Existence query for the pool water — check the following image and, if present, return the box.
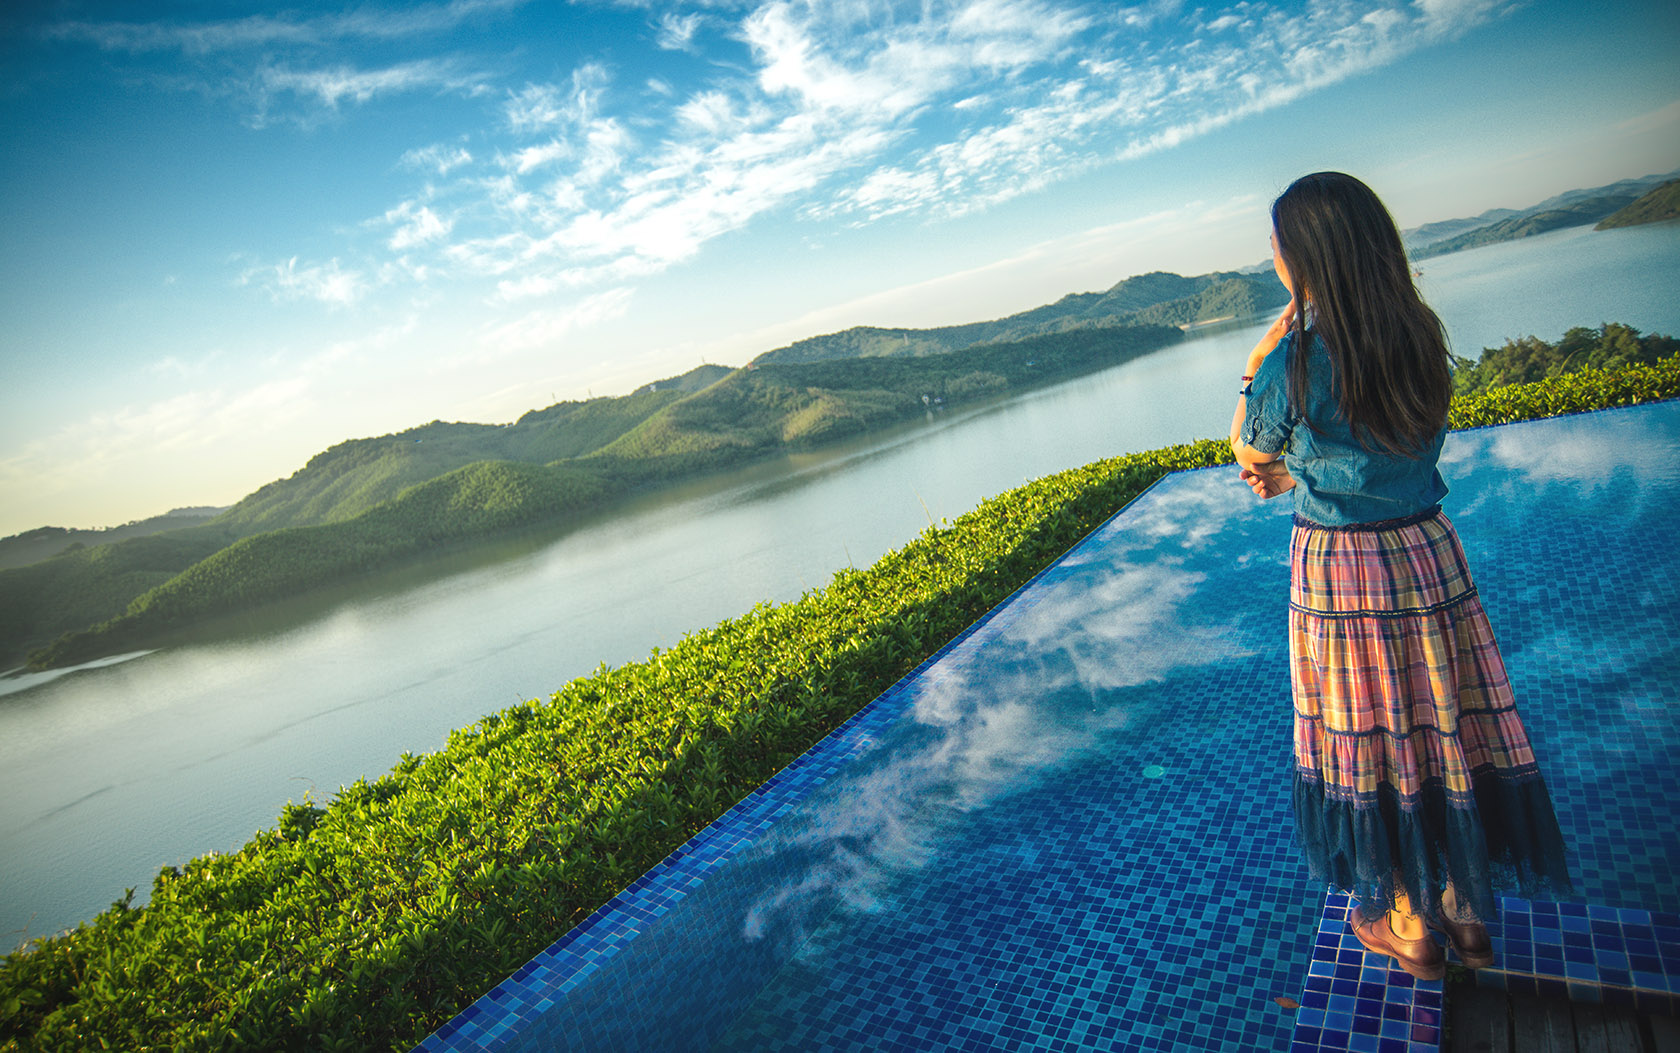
[417,401,1680,1052]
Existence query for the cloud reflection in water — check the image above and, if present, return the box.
[737,468,1261,956]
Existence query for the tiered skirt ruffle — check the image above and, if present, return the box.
[1289,508,1572,922]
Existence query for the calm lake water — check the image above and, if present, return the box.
[2,220,1677,949]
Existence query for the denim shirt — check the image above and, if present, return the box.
[1242,330,1447,527]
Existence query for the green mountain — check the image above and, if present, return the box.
[750,270,1285,365]
[0,366,723,668]
[0,525,238,665]
[1410,194,1639,259]
[215,377,727,534]
[1399,168,1680,258]
[1595,179,1680,229]
[0,508,225,572]
[631,363,733,395]
[31,461,616,670]
[1401,208,1521,251]
[593,324,1179,476]
[8,325,1180,670]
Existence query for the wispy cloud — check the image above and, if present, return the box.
[404,0,1507,311]
[503,64,612,133]
[1612,97,1680,137]
[655,12,706,52]
[470,287,636,360]
[250,58,489,125]
[401,143,474,175]
[1411,0,1509,35]
[0,319,418,524]
[45,0,526,54]
[386,201,453,250]
[240,257,369,306]
[55,0,1515,330]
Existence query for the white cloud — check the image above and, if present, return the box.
[1612,98,1680,137]
[1118,0,1185,29]
[804,0,1507,224]
[1412,0,1505,34]
[386,202,452,250]
[508,139,569,174]
[504,83,568,133]
[46,0,526,54]
[655,12,704,52]
[471,287,636,359]
[492,273,564,303]
[577,120,632,188]
[146,350,223,380]
[504,64,610,133]
[400,143,474,175]
[676,91,754,135]
[46,15,321,53]
[229,0,1517,347]
[257,59,485,113]
[241,257,368,306]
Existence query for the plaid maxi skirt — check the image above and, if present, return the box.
[1289,507,1571,923]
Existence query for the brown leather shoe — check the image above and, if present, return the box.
[1349,905,1447,980]
[1429,915,1495,968]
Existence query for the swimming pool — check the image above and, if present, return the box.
[416,401,1680,1052]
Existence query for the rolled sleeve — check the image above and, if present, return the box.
[1242,337,1294,455]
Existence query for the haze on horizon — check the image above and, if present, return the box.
[1,0,1676,538]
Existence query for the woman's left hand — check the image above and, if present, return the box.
[1239,460,1296,499]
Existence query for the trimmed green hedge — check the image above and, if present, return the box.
[2,355,1676,1052]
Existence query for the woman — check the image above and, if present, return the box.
[1229,172,1572,980]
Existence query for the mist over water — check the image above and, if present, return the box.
[2,221,1677,948]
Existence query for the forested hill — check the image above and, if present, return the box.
[217,386,690,534]
[750,270,1286,365]
[0,507,225,571]
[631,363,734,395]
[1596,179,1680,229]
[585,324,1182,483]
[1410,195,1639,260]
[9,323,1182,671]
[1403,168,1680,258]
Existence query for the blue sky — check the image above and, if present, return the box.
[1,0,1676,535]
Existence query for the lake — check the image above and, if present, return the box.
[2,219,1677,950]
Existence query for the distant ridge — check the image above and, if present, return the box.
[1410,194,1640,259]
[1596,179,1680,229]
[632,363,733,396]
[4,318,1188,668]
[15,322,1183,670]
[9,166,1675,669]
[749,270,1287,366]
[1402,168,1680,257]
[0,507,228,572]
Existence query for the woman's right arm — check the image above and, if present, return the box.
[1229,300,1296,471]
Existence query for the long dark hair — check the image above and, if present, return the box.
[1271,172,1451,456]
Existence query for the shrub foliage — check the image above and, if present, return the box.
[2,354,1676,1051]
[1450,322,1678,398]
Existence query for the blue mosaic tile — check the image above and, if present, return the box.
[1286,894,1443,1053]
[416,400,1680,1052]
[1291,890,1680,1053]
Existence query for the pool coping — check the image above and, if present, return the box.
[1290,893,1680,1052]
